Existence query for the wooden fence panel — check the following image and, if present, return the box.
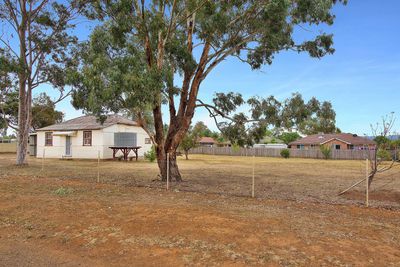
[0,142,17,153]
[190,147,377,160]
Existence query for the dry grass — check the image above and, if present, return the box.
[0,153,399,208]
[0,153,400,266]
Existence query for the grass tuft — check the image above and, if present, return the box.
[54,187,74,196]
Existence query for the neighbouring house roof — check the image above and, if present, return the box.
[197,137,216,144]
[36,114,138,131]
[289,133,376,146]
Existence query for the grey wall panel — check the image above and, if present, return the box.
[114,132,137,147]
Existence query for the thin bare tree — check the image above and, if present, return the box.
[339,113,399,195]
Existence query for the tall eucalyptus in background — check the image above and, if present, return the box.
[0,0,82,165]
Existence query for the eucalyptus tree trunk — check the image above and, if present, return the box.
[156,149,182,182]
[16,8,31,166]
[142,11,211,182]
[16,93,31,165]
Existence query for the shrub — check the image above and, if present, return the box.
[54,187,73,196]
[377,148,392,161]
[232,144,241,153]
[320,145,331,160]
[144,146,156,162]
[280,148,290,158]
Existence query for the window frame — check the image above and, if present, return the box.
[83,131,92,146]
[45,132,53,146]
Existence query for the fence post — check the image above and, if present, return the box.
[41,149,45,171]
[366,158,369,207]
[166,153,169,191]
[252,154,255,198]
[97,150,100,183]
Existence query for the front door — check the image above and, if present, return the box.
[65,136,71,156]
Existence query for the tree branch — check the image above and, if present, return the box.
[0,37,19,58]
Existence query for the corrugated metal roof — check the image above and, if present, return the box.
[36,114,138,131]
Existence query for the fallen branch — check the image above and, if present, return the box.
[338,175,371,196]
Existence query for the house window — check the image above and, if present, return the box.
[145,138,151,144]
[83,131,92,146]
[297,144,304,149]
[335,144,341,150]
[45,132,53,146]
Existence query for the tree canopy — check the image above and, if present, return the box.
[0,0,82,164]
[71,0,346,180]
[31,93,64,130]
[0,91,64,132]
[179,126,198,160]
[278,132,301,145]
[215,92,337,146]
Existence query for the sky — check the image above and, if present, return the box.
[47,0,400,136]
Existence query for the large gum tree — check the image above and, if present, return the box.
[72,0,346,181]
[0,0,81,165]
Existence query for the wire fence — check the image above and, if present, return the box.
[0,152,399,209]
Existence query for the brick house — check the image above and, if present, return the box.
[288,133,376,150]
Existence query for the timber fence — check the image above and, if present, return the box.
[0,142,17,153]
[190,147,378,160]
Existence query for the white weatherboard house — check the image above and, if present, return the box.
[34,115,152,159]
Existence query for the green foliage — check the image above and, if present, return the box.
[320,145,332,160]
[31,93,64,130]
[282,94,338,135]
[279,132,301,145]
[192,122,212,138]
[232,144,241,153]
[280,149,290,159]
[1,2,79,90]
[144,146,156,162]
[377,149,392,161]
[391,139,400,150]
[0,91,63,131]
[1,1,81,164]
[219,93,337,146]
[179,127,198,160]
[0,89,18,131]
[0,49,19,132]
[72,0,346,176]
[74,0,345,122]
[54,187,74,196]
[71,24,161,117]
[374,136,391,148]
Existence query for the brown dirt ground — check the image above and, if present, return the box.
[0,154,399,266]
[1,153,399,208]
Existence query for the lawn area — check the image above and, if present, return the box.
[0,153,399,266]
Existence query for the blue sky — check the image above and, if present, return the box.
[50,0,400,136]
